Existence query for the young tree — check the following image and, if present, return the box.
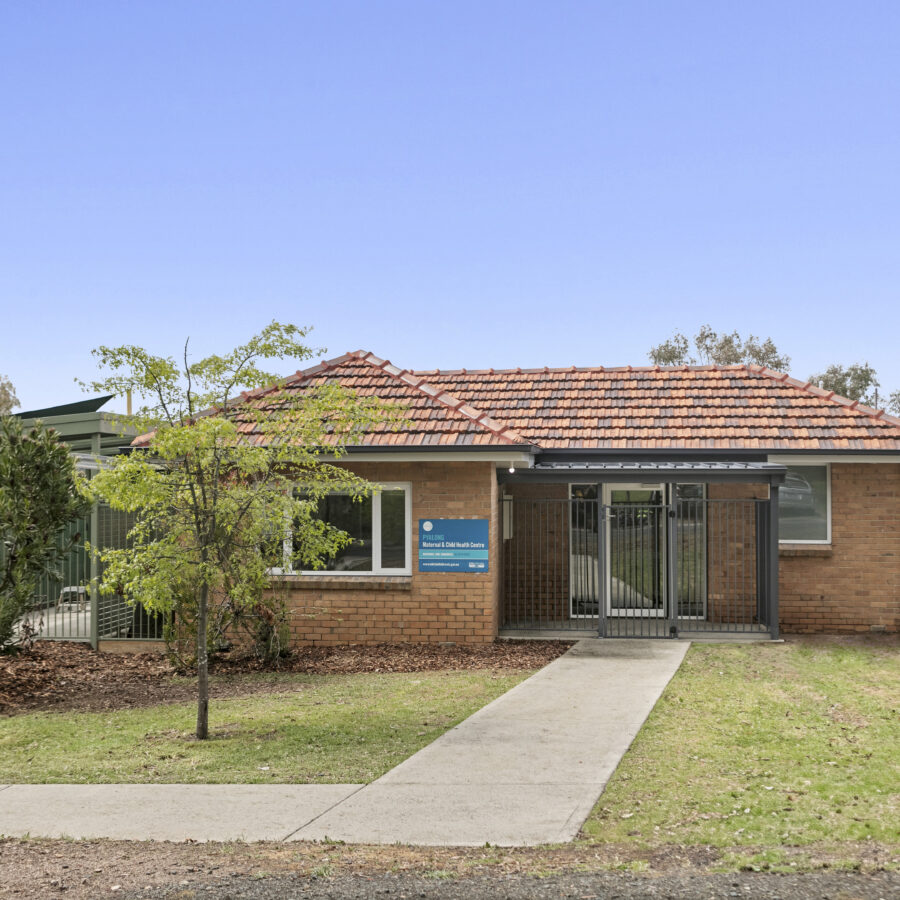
[808,363,880,406]
[84,322,397,739]
[0,416,90,648]
[0,375,18,415]
[648,325,791,371]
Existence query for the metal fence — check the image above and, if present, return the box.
[501,494,777,638]
[95,503,165,641]
[24,513,92,641]
[9,500,164,646]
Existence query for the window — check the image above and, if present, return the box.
[778,465,830,543]
[270,483,412,575]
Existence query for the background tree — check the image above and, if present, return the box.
[648,325,790,371]
[648,328,900,412]
[0,375,18,415]
[84,322,398,739]
[808,363,882,406]
[889,390,900,416]
[0,416,90,648]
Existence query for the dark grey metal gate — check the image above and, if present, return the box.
[501,494,778,638]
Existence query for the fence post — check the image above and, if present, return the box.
[89,497,100,650]
[666,499,678,638]
[767,485,780,640]
[755,501,766,627]
[596,496,606,638]
[88,438,101,651]
[498,494,508,632]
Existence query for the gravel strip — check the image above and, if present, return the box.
[121,870,900,899]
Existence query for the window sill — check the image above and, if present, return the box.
[779,544,833,558]
[270,574,412,591]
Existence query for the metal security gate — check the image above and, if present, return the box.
[501,493,778,638]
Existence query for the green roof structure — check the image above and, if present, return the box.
[16,395,137,457]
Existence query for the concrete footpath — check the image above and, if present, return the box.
[0,639,688,846]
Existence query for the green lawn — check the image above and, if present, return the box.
[0,670,528,784]
[581,639,900,869]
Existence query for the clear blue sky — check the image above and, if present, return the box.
[2,1,899,412]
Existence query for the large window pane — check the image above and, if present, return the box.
[309,494,373,571]
[380,489,407,569]
[279,484,411,575]
[779,465,829,542]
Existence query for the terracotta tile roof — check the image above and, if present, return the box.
[412,363,900,451]
[133,353,900,452]
[232,351,532,448]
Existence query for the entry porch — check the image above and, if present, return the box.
[498,460,785,639]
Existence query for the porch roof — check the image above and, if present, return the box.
[502,460,787,484]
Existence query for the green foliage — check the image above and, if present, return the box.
[84,322,400,737]
[649,325,791,371]
[808,362,880,405]
[0,416,90,648]
[890,390,900,416]
[0,375,17,415]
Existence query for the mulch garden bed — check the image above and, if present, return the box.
[0,639,572,717]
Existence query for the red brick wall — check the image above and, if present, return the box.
[272,461,499,645]
[705,483,766,625]
[501,483,572,625]
[779,463,900,634]
[271,461,899,643]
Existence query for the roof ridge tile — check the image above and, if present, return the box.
[323,351,537,447]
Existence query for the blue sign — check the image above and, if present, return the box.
[418,519,490,573]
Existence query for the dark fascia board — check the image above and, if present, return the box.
[343,443,537,454]
[535,447,900,460]
[763,448,900,456]
[536,448,767,463]
[535,449,769,465]
[499,467,786,485]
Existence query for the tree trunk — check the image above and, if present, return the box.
[196,581,209,740]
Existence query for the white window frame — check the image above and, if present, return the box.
[270,482,413,576]
[776,462,831,545]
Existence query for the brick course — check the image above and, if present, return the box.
[273,461,499,645]
[501,482,571,625]
[779,463,900,634]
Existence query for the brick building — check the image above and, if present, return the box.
[227,351,900,643]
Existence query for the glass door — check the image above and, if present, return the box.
[604,484,666,617]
